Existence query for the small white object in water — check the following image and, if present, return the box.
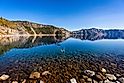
[60,48,65,53]
[42,71,51,75]
[0,74,9,80]
[70,78,77,83]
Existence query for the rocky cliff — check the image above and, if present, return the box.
[0,17,70,36]
[0,18,28,35]
[73,28,124,40]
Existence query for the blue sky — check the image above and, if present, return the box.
[0,0,124,31]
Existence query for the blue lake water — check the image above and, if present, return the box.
[1,38,124,59]
[0,37,124,81]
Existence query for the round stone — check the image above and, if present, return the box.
[29,72,40,79]
[0,74,9,81]
[118,77,124,83]
[101,68,106,73]
[84,70,95,77]
[106,74,117,81]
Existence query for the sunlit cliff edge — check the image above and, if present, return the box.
[0,17,71,37]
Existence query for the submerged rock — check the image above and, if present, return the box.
[42,71,51,75]
[101,68,106,73]
[99,81,104,83]
[115,74,121,78]
[29,72,40,79]
[93,80,98,83]
[12,81,18,83]
[94,72,106,81]
[116,81,121,83]
[118,77,124,83]
[0,74,9,81]
[104,79,115,83]
[95,74,103,81]
[106,74,117,81]
[22,79,26,83]
[80,79,86,83]
[40,80,44,83]
[84,70,95,77]
[82,75,88,79]
[87,78,92,82]
[70,78,77,83]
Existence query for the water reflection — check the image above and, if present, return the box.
[72,30,124,41]
[0,36,69,55]
[1,32,124,55]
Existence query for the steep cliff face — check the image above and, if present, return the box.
[12,21,44,28]
[0,18,29,35]
[0,18,70,35]
[0,26,19,35]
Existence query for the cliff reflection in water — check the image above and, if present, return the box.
[73,31,124,41]
[73,35,124,41]
[1,31,124,55]
[0,36,68,55]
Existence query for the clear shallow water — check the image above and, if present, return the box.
[0,37,124,67]
[1,38,124,57]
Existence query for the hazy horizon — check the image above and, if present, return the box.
[1,0,124,31]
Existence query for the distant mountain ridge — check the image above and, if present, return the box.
[72,28,124,40]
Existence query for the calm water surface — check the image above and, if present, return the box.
[0,37,124,81]
[0,36,124,78]
[0,37,124,66]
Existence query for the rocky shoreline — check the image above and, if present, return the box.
[0,53,124,83]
